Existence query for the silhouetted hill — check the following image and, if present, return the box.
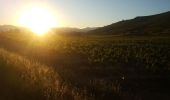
[81,27,98,32]
[52,27,98,35]
[0,25,18,32]
[88,11,170,35]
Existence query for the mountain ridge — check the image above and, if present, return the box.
[88,11,170,35]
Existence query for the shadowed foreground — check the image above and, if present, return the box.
[0,33,170,100]
[0,48,88,100]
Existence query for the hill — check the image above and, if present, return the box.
[0,25,18,32]
[0,25,97,35]
[52,27,98,35]
[88,11,170,35]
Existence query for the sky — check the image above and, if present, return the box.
[0,0,170,28]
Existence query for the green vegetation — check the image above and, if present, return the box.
[0,32,170,100]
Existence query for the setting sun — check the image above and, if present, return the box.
[18,6,58,35]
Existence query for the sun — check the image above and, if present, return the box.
[18,6,58,35]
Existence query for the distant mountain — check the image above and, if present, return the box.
[81,27,99,32]
[88,11,170,35]
[0,25,97,35]
[52,27,98,35]
[2,11,170,36]
[0,25,18,32]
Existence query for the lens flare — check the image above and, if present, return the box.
[18,6,58,35]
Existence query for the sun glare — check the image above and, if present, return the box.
[18,6,58,35]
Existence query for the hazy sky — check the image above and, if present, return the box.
[0,0,170,28]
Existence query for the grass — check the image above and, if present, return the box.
[0,32,170,100]
[0,48,86,100]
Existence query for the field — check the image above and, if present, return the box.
[0,32,170,100]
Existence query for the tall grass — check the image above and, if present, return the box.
[0,33,170,100]
[0,48,93,100]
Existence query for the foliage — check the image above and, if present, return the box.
[0,33,170,100]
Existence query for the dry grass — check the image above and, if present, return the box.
[0,33,170,100]
[0,48,91,100]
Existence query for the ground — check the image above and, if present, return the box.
[0,32,170,100]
